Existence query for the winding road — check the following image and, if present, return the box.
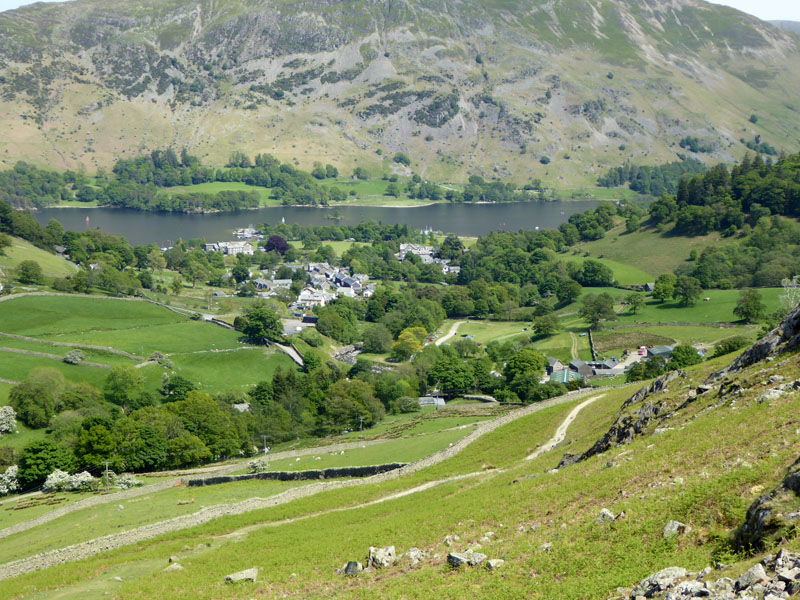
[435,320,466,346]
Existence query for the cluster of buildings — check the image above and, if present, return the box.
[248,262,377,312]
[395,244,460,275]
[546,344,677,383]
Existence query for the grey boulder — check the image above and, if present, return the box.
[224,567,258,583]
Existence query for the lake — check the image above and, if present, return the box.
[35,201,601,246]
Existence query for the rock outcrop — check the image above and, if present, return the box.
[737,455,800,551]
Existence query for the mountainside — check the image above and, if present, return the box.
[1,0,799,184]
[770,20,800,35]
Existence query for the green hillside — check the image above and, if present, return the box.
[0,237,77,279]
[1,329,799,599]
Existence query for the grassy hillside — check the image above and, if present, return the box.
[2,342,799,599]
[569,223,733,278]
[0,237,77,279]
[0,295,297,395]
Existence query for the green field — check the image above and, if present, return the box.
[264,428,478,473]
[169,348,295,394]
[3,351,800,600]
[289,240,370,256]
[0,237,78,278]
[560,254,653,287]
[615,288,783,325]
[0,479,303,565]
[158,182,280,206]
[0,296,298,396]
[453,320,531,345]
[573,224,733,277]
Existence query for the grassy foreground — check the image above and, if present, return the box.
[2,345,799,599]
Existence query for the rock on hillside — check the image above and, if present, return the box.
[0,0,798,181]
[559,302,800,470]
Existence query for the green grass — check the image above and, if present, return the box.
[0,297,184,339]
[560,254,653,287]
[0,479,303,565]
[288,240,370,256]
[157,182,281,206]
[169,348,296,394]
[0,237,77,278]
[0,421,47,451]
[6,362,800,600]
[0,381,12,405]
[264,427,478,473]
[453,320,531,345]
[616,288,783,325]
[0,351,110,388]
[571,224,733,277]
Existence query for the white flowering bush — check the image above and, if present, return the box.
[42,469,71,492]
[248,458,270,473]
[113,473,142,490]
[63,349,85,365]
[0,406,16,436]
[0,465,18,496]
[42,469,97,493]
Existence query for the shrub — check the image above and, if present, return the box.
[539,156,551,165]
[113,473,142,490]
[394,396,420,414]
[0,465,18,496]
[42,469,97,493]
[0,406,16,436]
[63,350,85,365]
[249,457,270,473]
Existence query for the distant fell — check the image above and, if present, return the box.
[0,0,798,184]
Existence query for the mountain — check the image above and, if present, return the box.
[770,20,800,34]
[0,0,799,184]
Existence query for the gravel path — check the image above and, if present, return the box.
[435,320,466,346]
[525,394,603,460]
[0,388,608,581]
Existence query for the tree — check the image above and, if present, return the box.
[170,276,183,295]
[390,330,423,361]
[653,273,676,303]
[185,261,207,288]
[161,374,197,402]
[578,293,617,329]
[231,263,250,284]
[362,324,393,354]
[733,288,766,323]
[17,440,74,489]
[75,423,117,470]
[570,259,614,287]
[147,249,166,271]
[0,232,11,256]
[166,391,240,458]
[427,356,473,398]
[241,301,284,344]
[673,276,702,306]
[104,365,145,411]
[556,280,582,306]
[264,235,289,255]
[16,260,43,284]
[669,345,703,369]
[438,234,464,260]
[503,348,547,384]
[9,369,66,428]
[626,293,645,315]
[533,314,560,338]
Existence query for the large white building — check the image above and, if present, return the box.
[205,241,254,256]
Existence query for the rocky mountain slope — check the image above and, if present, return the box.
[0,0,798,184]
